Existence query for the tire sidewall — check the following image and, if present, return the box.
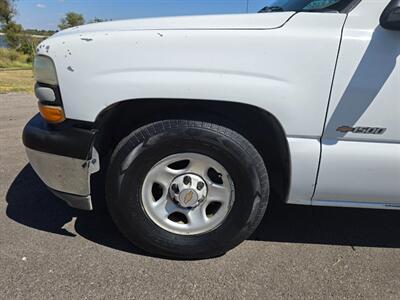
[106,122,269,258]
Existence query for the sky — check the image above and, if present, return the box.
[15,0,270,30]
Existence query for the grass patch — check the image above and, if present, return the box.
[0,69,34,93]
[0,48,32,69]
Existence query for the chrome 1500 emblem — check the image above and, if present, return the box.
[336,126,387,135]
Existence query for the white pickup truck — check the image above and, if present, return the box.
[23,0,399,259]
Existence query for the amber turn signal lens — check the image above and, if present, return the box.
[38,103,65,123]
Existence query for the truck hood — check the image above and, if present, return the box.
[56,12,295,36]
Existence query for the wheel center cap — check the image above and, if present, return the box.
[169,174,207,208]
[179,189,199,207]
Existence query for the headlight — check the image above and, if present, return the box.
[33,55,58,85]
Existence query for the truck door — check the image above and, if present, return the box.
[313,1,400,208]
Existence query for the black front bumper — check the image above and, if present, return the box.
[22,114,98,210]
[23,114,96,160]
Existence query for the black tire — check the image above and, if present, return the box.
[106,120,269,259]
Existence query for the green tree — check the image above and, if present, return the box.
[0,0,38,64]
[1,0,21,49]
[58,12,85,30]
[89,17,110,23]
[19,35,42,62]
[3,21,21,48]
[0,0,16,25]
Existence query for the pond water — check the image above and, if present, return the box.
[0,35,9,48]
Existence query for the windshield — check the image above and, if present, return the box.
[258,0,346,12]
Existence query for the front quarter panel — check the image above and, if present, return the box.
[38,12,346,139]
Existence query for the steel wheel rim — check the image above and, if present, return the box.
[141,153,235,235]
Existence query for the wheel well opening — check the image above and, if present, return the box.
[93,99,291,204]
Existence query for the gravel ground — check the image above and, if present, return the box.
[1,93,400,299]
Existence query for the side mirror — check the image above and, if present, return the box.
[380,0,400,30]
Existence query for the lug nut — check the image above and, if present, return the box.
[183,176,191,185]
[197,182,205,191]
[171,184,179,194]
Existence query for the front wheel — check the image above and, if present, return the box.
[106,120,269,259]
